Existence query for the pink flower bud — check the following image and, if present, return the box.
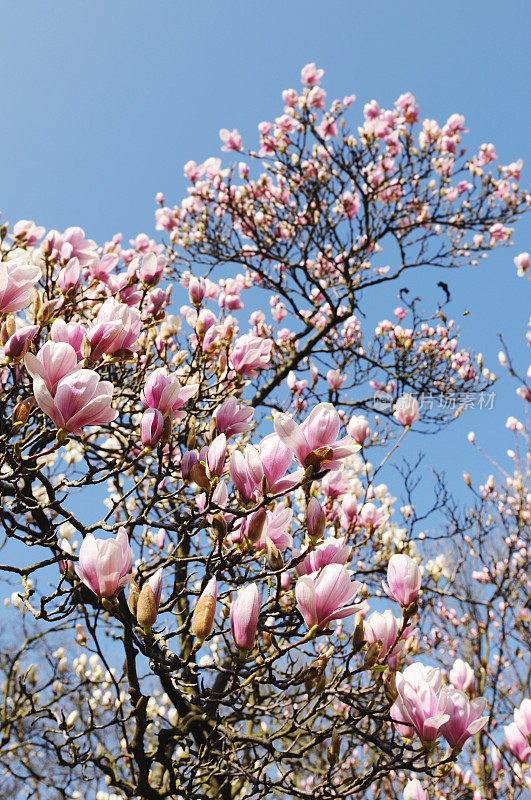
[188,275,206,306]
[347,415,370,445]
[141,408,164,449]
[230,583,260,655]
[394,394,420,427]
[306,497,326,540]
[76,528,133,599]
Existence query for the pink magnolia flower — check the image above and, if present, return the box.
[514,252,530,277]
[50,318,87,359]
[206,434,227,478]
[4,324,39,359]
[255,505,293,551]
[58,257,81,294]
[137,253,164,284]
[295,563,362,630]
[347,415,370,445]
[439,687,487,750]
[364,609,403,663]
[306,497,326,540]
[505,721,531,764]
[214,397,254,437]
[383,554,421,607]
[515,698,531,738]
[230,583,260,655]
[259,433,303,494]
[230,445,264,502]
[301,62,324,86]
[295,536,351,576]
[141,368,198,420]
[0,258,41,313]
[394,393,420,426]
[358,502,387,531]
[274,403,360,470]
[25,341,80,394]
[326,368,346,390]
[219,128,242,152]
[33,368,116,435]
[76,528,133,599]
[230,334,272,378]
[11,219,45,246]
[395,663,449,743]
[188,275,206,305]
[403,778,428,800]
[449,659,476,693]
[140,408,164,449]
[88,298,141,360]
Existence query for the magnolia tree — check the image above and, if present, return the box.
[0,64,529,800]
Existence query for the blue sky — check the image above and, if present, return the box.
[1,0,530,512]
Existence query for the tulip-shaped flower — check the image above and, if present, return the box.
[33,368,116,435]
[449,658,476,693]
[230,583,260,656]
[141,367,198,421]
[383,554,421,608]
[259,433,304,494]
[403,778,428,800]
[50,318,87,359]
[515,698,531,738]
[395,662,449,743]
[363,609,403,663]
[295,563,362,630]
[230,333,272,378]
[88,298,141,360]
[394,393,420,427]
[347,414,370,445]
[76,528,133,599]
[229,445,263,502]
[4,325,39,360]
[274,403,360,471]
[140,408,164,449]
[25,341,80,395]
[505,721,531,764]
[439,687,487,751]
[0,257,41,313]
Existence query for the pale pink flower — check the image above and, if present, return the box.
[403,778,428,800]
[394,393,420,426]
[295,536,351,576]
[230,334,272,378]
[515,698,531,738]
[395,663,449,743]
[259,433,304,493]
[4,325,39,359]
[140,408,164,449]
[141,368,198,420]
[11,219,45,246]
[88,298,141,360]
[76,528,133,599]
[326,368,346,390]
[25,341,80,394]
[295,563,362,630]
[33,368,116,434]
[383,554,421,607]
[219,128,242,152]
[364,609,403,662]
[347,415,370,445]
[449,659,476,693]
[214,397,254,437]
[0,258,41,313]
[274,403,360,470]
[230,583,260,655]
[439,687,487,750]
[58,257,81,294]
[505,722,531,764]
[514,252,530,277]
[50,318,87,359]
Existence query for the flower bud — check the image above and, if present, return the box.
[327,730,341,767]
[265,537,284,572]
[191,577,217,642]
[306,497,326,540]
[246,508,267,544]
[137,570,163,632]
[190,461,211,491]
[364,641,381,669]
[128,579,140,616]
[75,623,87,646]
[13,397,34,426]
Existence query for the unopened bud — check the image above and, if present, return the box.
[211,513,227,542]
[352,618,365,653]
[137,584,158,631]
[190,461,211,491]
[384,671,398,702]
[364,641,381,669]
[80,336,92,359]
[265,537,284,572]
[186,416,197,451]
[13,398,34,426]
[463,472,471,488]
[75,623,87,646]
[246,508,267,544]
[191,578,217,642]
[327,730,341,767]
[127,579,140,616]
[37,299,57,325]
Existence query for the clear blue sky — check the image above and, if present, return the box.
[2,0,530,504]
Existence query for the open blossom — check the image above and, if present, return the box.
[439,687,488,750]
[383,554,421,607]
[50,318,87,358]
[76,528,133,599]
[141,368,198,420]
[0,257,41,313]
[33,368,116,434]
[394,663,449,743]
[294,536,351,576]
[230,583,260,655]
[274,403,360,470]
[230,333,272,378]
[88,298,141,360]
[295,563,362,630]
[403,779,428,800]
[219,128,242,151]
[25,341,80,394]
[363,609,403,663]
[214,396,254,437]
[505,721,531,764]
[514,698,531,738]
